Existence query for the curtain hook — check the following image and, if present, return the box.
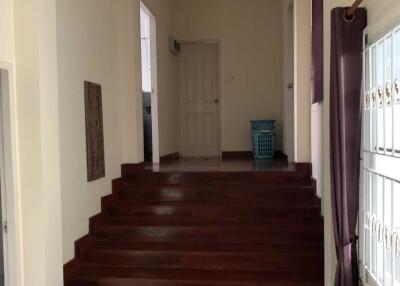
[343,10,356,23]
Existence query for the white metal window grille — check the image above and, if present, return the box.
[360,24,400,286]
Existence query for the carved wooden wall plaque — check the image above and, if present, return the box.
[84,81,105,181]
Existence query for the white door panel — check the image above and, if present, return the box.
[180,43,219,157]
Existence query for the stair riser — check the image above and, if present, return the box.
[123,172,310,185]
[78,240,324,255]
[115,190,317,205]
[80,250,323,272]
[91,226,323,243]
[67,277,324,286]
[102,218,323,228]
[103,204,321,220]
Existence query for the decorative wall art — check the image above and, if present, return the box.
[84,81,105,181]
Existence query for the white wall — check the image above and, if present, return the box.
[364,0,400,42]
[172,0,284,152]
[311,103,323,197]
[293,0,312,163]
[11,0,64,284]
[142,0,180,157]
[56,0,142,263]
[140,8,152,93]
[0,0,15,64]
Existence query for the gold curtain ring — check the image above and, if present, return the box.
[365,93,370,107]
[377,222,383,242]
[385,83,392,104]
[378,86,384,105]
[371,90,376,106]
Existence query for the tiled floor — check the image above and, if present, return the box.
[145,157,294,172]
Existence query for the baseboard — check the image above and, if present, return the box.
[160,152,180,163]
[121,162,146,176]
[294,162,312,177]
[274,151,288,159]
[64,258,79,279]
[221,150,287,159]
[221,151,252,159]
[311,177,322,215]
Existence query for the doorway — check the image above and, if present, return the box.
[283,0,295,162]
[140,2,159,164]
[0,67,16,286]
[179,43,220,158]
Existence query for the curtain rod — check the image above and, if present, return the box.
[346,0,364,17]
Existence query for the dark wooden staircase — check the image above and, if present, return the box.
[64,163,324,286]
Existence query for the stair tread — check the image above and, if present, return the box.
[94,218,323,229]
[101,218,323,227]
[107,200,320,207]
[82,237,324,253]
[69,265,324,282]
[118,184,315,190]
[66,167,323,286]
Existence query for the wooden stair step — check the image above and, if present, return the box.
[66,165,323,286]
[121,171,311,185]
[115,187,318,205]
[91,224,323,243]
[66,265,324,286]
[101,217,323,227]
[77,238,324,254]
[103,203,321,220]
[80,247,323,271]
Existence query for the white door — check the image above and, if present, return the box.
[283,2,294,163]
[179,43,220,157]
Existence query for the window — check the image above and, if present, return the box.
[360,24,400,286]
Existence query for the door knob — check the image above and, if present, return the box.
[214,99,219,104]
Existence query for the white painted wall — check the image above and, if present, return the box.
[142,0,180,157]
[311,103,323,197]
[293,0,312,163]
[140,8,152,93]
[11,0,64,284]
[364,0,400,43]
[56,0,143,263]
[0,0,15,64]
[172,0,284,152]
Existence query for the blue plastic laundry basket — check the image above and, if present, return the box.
[250,120,276,131]
[251,130,276,159]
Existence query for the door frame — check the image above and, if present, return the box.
[140,2,160,164]
[0,62,23,286]
[178,40,223,157]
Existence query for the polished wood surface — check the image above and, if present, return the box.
[144,157,293,172]
[65,159,324,285]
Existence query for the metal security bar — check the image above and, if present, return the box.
[361,24,400,286]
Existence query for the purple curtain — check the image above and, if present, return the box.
[330,7,367,286]
[312,0,323,103]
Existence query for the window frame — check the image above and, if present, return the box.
[360,23,400,286]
